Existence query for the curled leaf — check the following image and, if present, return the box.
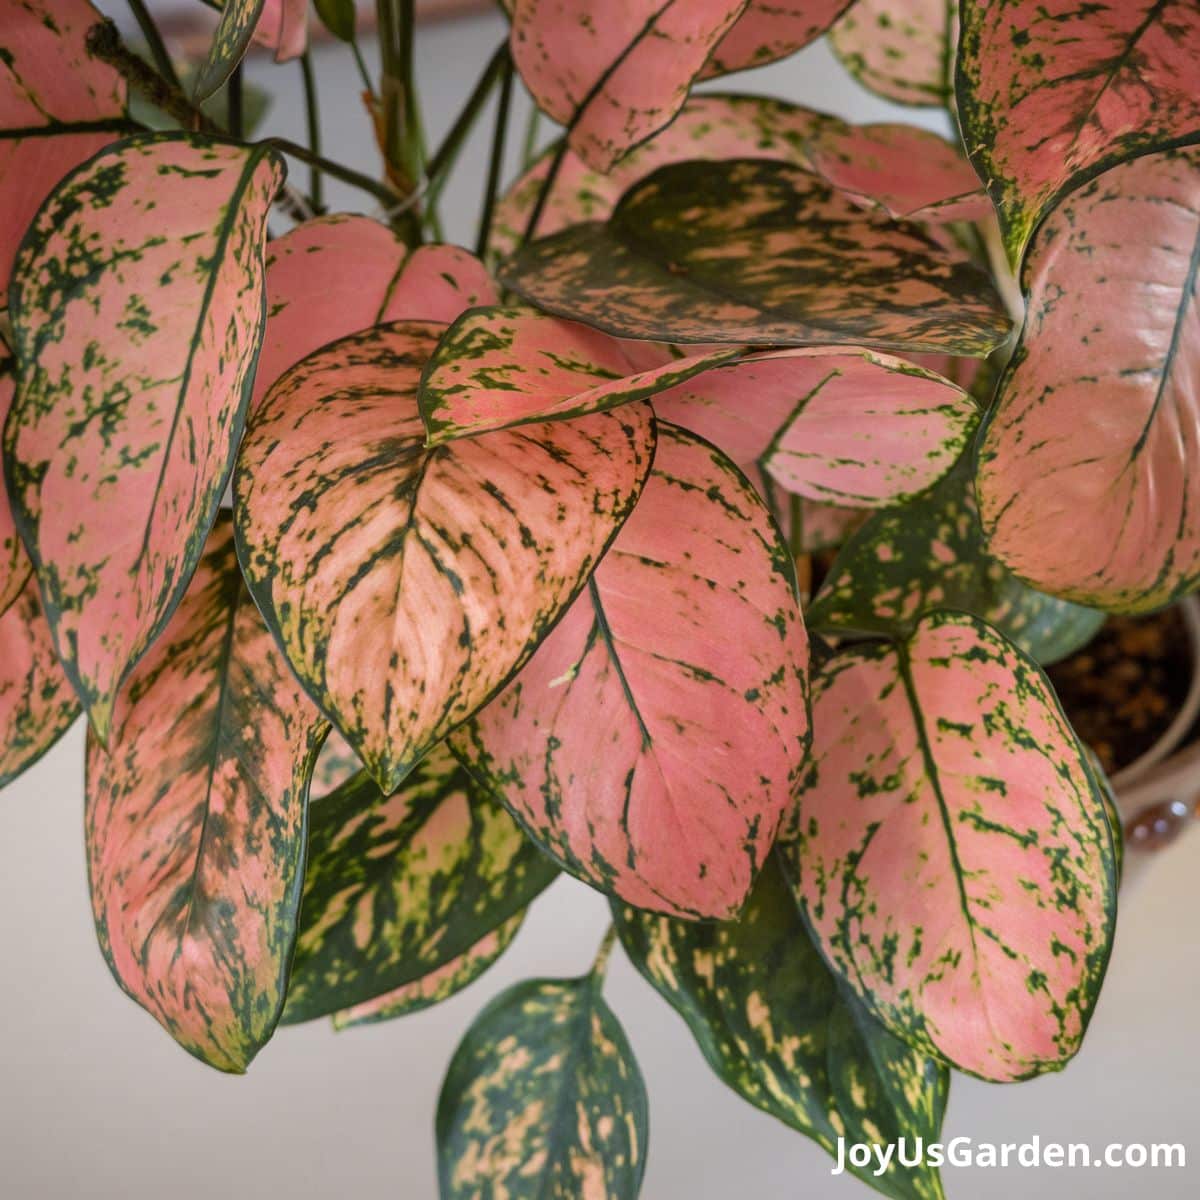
[251,0,309,62]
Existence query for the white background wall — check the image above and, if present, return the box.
[2,5,1198,1198]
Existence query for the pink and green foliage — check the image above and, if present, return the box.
[0,359,31,615]
[700,1,853,77]
[829,0,954,106]
[5,133,283,740]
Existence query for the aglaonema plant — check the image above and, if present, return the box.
[1,0,1194,1194]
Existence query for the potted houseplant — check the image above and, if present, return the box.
[1,0,1196,1196]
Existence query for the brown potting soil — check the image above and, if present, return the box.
[1048,606,1192,776]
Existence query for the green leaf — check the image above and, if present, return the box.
[501,158,1010,356]
[313,0,356,42]
[807,457,1104,664]
[615,858,948,1200]
[437,973,648,1199]
[282,746,558,1024]
[193,0,266,101]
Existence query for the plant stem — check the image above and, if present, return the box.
[125,0,181,91]
[264,139,399,208]
[520,136,569,248]
[475,50,514,260]
[299,52,324,211]
[228,64,245,140]
[376,0,423,241]
[521,100,542,168]
[351,41,376,99]
[591,925,618,984]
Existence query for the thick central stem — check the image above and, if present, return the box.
[377,0,423,241]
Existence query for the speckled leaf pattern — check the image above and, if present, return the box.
[805,122,989,223]
[332,912,526,1029]
[977,147,1200,613]
[85,516,328,1073]
[781,611,1118,1082]
[808,458,1104,665]
[451,423,809,920]
[0,359,31,614]
[0,575,80,789]
[234,322,656,794]
[493,93,838,257]
[509,0,748,172]
[957,0,1200,259]
[0,0,129,290]
[193,0,268,101]
[283,747,558,1024]
[255,218,497,409]
[614,859,947,1200]
[654,346,977,510]
[420,306,739,443]
[701,1,852,77]
[5,133,284,740]
[829,0,955,107]
[437,974,648,1199]
[502,159,1010,355]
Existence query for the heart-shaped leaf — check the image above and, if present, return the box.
[332,912,526,1030]
[0,575,79,790]
[701,1,852,77]
[5,132,284,740]
[502,159,1010,355]
[614,858,948,1200]
[419,306,739,443]
[235,322,656,793]
[653,346,977,509]
[437,971,648,1199]
[256,218,497,408]
[805,123,990,223]
[0,357,31,615]
[451,423,809,919]
[282,747,558,1024]
[85,515,327,1073]
[780,611,1118,1082]
[509,0,747,172]
[0,0,129,291]
[809,458,1104,665]
[493,93,839,257]
[193,0,267,101]
[957,0,1200,259]
[977,147,1200,613]
[828,0,955,107]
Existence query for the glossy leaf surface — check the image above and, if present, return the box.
[503,159,1010,355]
[977,148,1200,613]
[452,423,809,919]
[437,974,648,1198]
[701,1,851,77]
[615,859,947,1200]
[85,516,327,1072]
[958,0,1200,258]
[283,747,557,1023]
[782,611,1118,1082]
[235,322,655,793]
[6,133,283,739]
[509,0,747,172]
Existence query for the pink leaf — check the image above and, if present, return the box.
[252,0,309,62]
[85,515,327,1072]
[5,134,284,739]
[781,611,1117,1082]
[701,0,852,77]
[451,423,810,920]
[978,147,1200,612]
[234,322,656,794]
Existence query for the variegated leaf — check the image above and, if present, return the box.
[437,973,648,1199]
[451,423,809,920]
[0,0,129,291]
[420,306,739,443]
[614,858,947,1200]
[0,574,79,789]
[255,218,497,409]
[5,133,284,740]
[653,346,977,509]
[509,0,748,173]
[85,515,327,1073]
[701,0,852,77]
[283,747,557,1024]
[828,0,955,107]
[957,0,1200,259]
[493,93,839,257]
[0,355,31,614]
[332,912,526,1029]
[808,458,1104,665]
[780,611,1118,1082]
[805,122,989,223]
[502,159,1010,355]
[977,147,1200,613]
[234,322,655,793]
[193,0,267,101]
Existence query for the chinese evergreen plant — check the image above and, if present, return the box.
[1,0,1195,1195]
